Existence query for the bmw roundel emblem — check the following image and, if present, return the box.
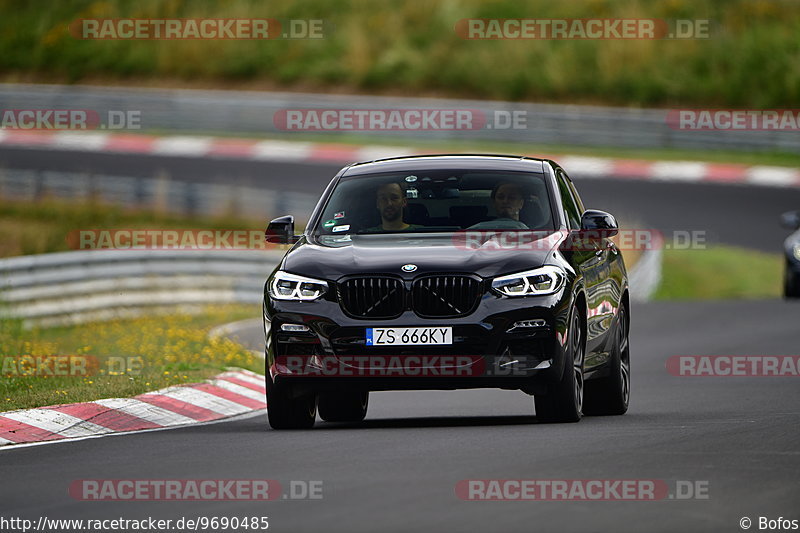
[401,264,417,272]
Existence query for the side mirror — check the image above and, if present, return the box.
[580,209,619,238]
[780,210,800,231]
[265,215,297,244]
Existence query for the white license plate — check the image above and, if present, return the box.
[366,327,453,346]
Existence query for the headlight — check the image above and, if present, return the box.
[794,244,800,262]
[268,271,328,301]
[492,266,566,297]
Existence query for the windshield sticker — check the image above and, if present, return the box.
[332,224,350,233]
[405,175,418,182]
[334,211,346,219]
[323,219,336,227]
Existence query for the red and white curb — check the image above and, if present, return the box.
[0,129,798,188]
[0,369,265,448]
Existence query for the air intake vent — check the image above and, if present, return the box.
[338,277,405,319]
[412,276,481,318]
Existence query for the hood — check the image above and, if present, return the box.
[282,231,566,281]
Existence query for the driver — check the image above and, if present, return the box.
[363,182,421,232]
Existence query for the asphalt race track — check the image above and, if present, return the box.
[1,299,798,532]
[2,145,799,251]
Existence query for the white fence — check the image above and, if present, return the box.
[0,249,284,327]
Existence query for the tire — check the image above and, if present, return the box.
[266,374,317,429]
[584,304,630,416]
[318,391,369,422]
[534,305,584,423]
[784,264,800,298]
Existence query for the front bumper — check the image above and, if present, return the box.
[264,286,573,394]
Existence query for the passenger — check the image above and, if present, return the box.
[493,182,526,222]
[470,182,530,229]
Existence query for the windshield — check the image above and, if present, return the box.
[312,169,554,236]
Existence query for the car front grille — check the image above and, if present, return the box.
[337,275,482,319]
[338,277,405,319]
[412,276,482,318]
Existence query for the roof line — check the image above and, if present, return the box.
[352,153,545,166]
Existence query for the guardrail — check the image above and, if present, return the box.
[0,168,318,219]
[0,249,284,327]
[628,246,662,302]
[1,83,796,153]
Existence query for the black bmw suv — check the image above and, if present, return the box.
[263,155,630,428]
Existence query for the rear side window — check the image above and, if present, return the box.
[556,169,581,230]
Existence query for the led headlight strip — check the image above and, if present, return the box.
[491,266,566,297]
[269,271,328,301]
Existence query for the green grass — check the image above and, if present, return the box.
[0,198,265,258]
[0,305,262,411]
[0,0,798,109]
[654,245,783,300]
[0,199,269,411]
